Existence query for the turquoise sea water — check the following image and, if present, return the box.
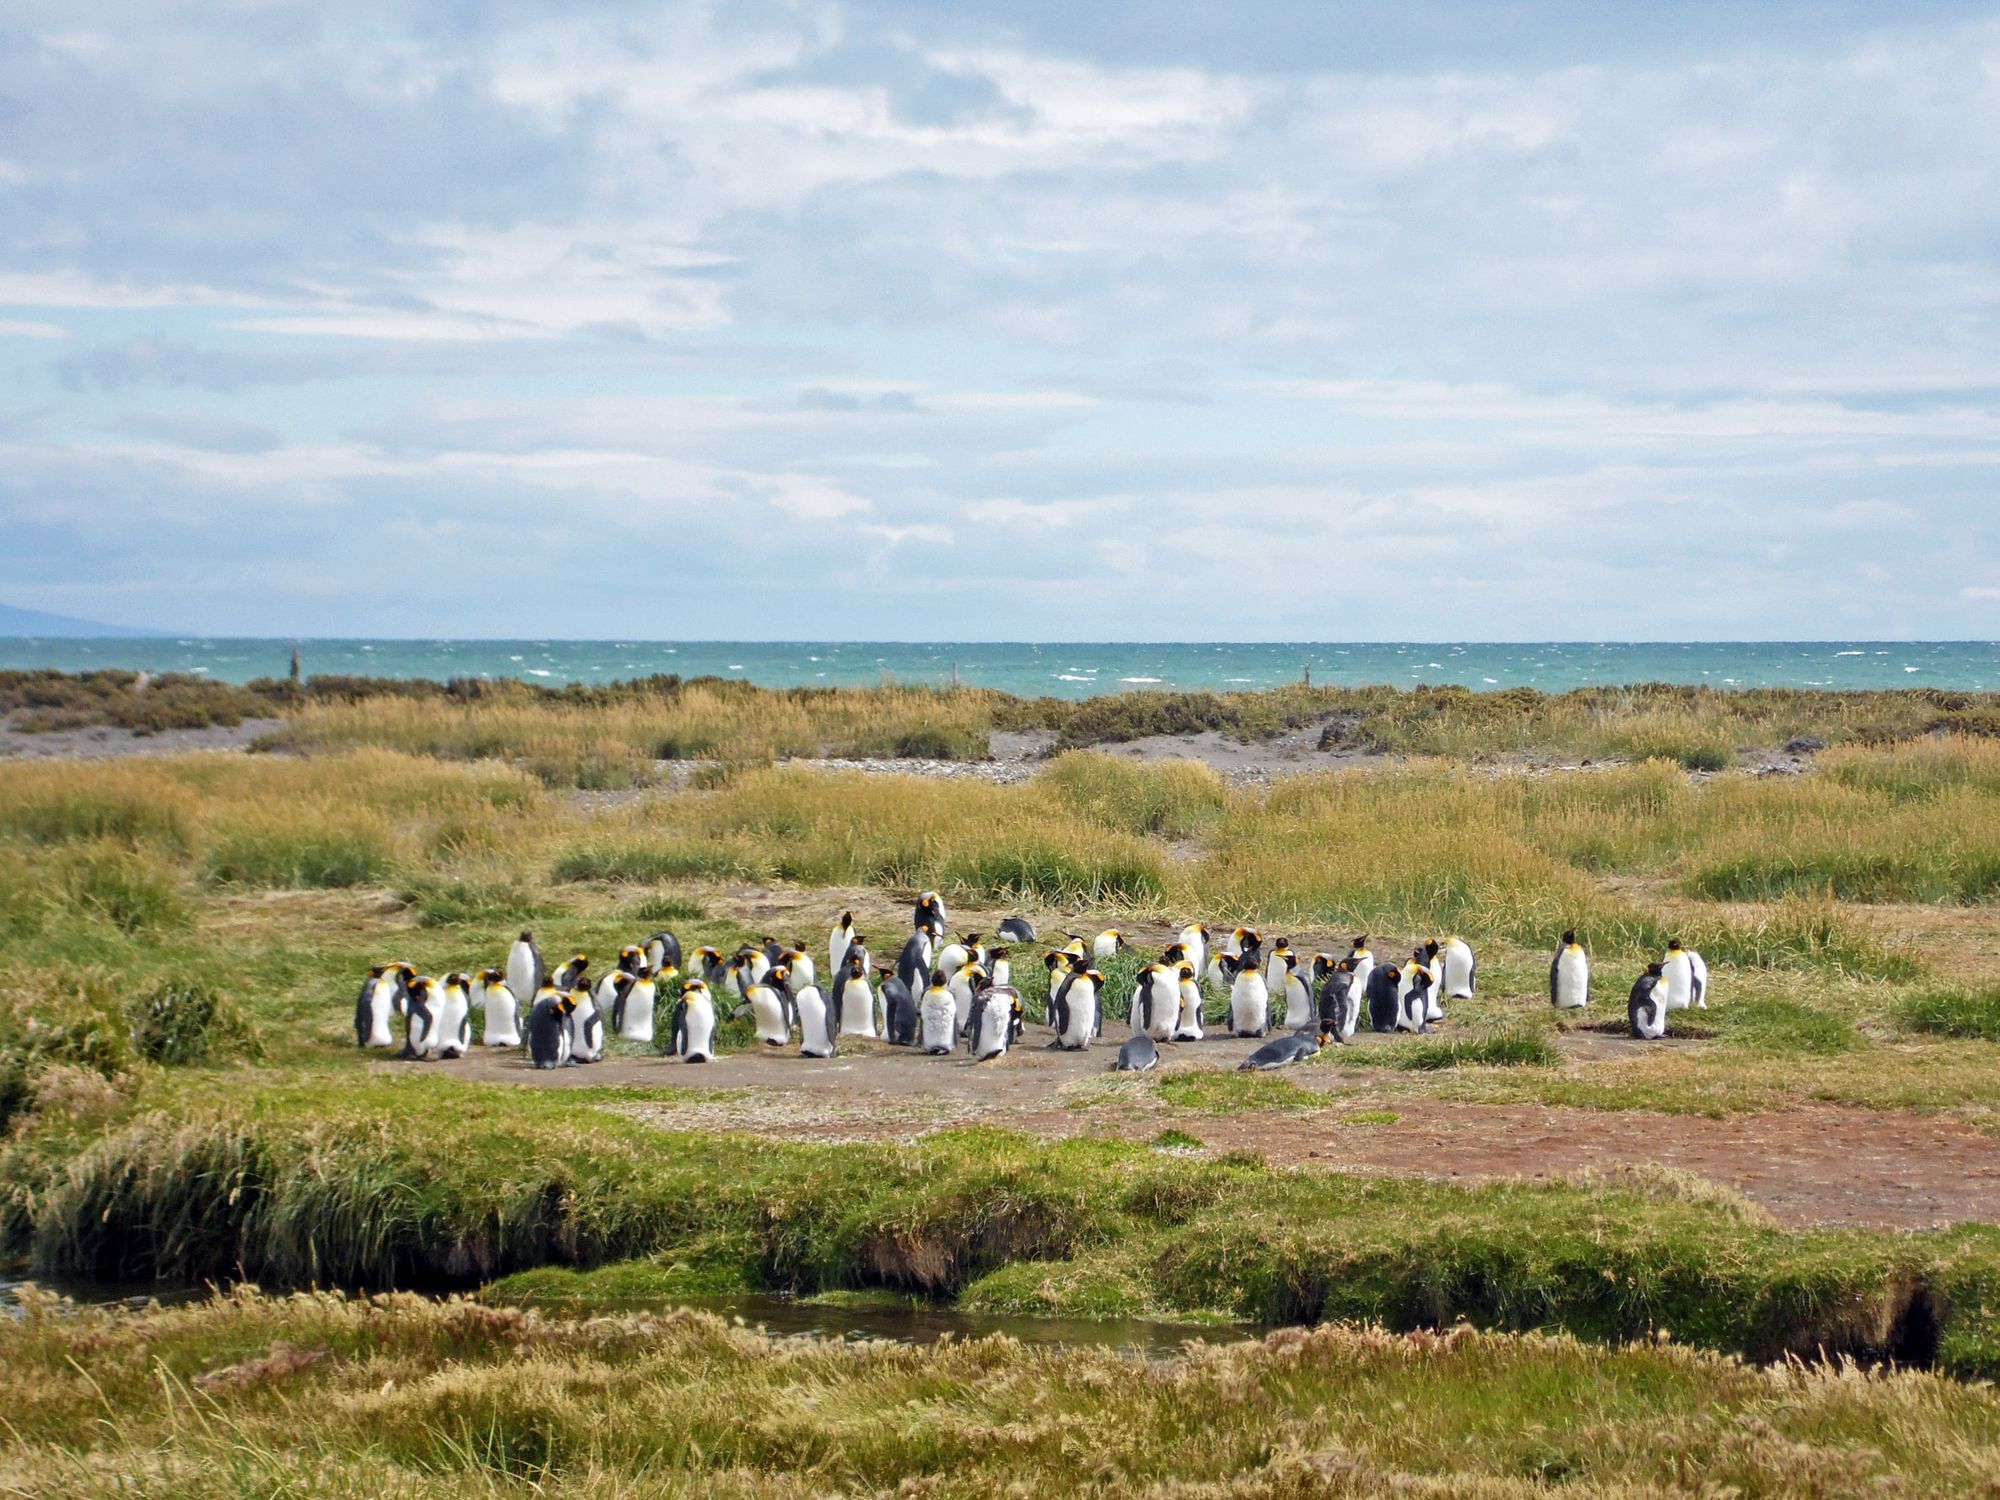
[2,640,1995,697]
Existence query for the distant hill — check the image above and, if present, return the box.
[0,600,164,638]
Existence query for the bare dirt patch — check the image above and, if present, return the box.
[0,714,285,760]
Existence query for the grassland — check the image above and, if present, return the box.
[6,682,2000,1493]
[8,1289,1999,1499]
[13,667,2000,782]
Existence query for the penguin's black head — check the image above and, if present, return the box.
[1667,938,1684,952]
[1646,962,1665,976]
[1352,936,1367,949]
[1562,929,1577,946]
[519,930,534,942]
[1383,963,1401,978]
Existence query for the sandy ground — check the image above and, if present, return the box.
[0,714,284,760]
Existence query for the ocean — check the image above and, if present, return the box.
[2,639,1995,697]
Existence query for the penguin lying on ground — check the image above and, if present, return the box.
[997,915,1037,943]
[1239,1029,1329,1070]
[1113,1031,1159,1072]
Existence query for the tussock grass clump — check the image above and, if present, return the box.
[1040,751,1226,837]
[1898,988,2000,1043]
[12,1078,2000,1379]
[7,1292,2000,1498]
[1391,1031,1561,1070]
[203,811,392,889]
[127,980,259,1067]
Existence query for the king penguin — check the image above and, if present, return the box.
[1396,959,1433,1033]
[880,966,919,1045]
[1131,964,1177,1042]
[1048,965,1101,1051]
[1113,1031,1159,1072]
[834,950,878,1037]
[354,964,399,1049]
[1661,940,1707,1011]
[400,975,440,1059]
[997,915,1037,944]
[1239,1029,1327,1070]
[747,965,795,1047]
[1319,960,1360,1044]
[1172,961,1206,1041]
[968,985,1017,1061]
[918,970,957,1055]
[527,981,570,1070]
[617,966,660,1044]
[1438,935,1477,1003]
[1550,931,1590,1010]
[505,931,545,1027]
[644,930,682,978]
[474,968,521,1047]
[1365,961,1401,1033]
[1629,963,1669,1039]
[670,978,716,1063]
[434,973,473,1059]
[1223,953,1269,1037]
[830,909,858,977]
[914,890,948,943]
[567,984,604,1063]
[795,967,838,1059]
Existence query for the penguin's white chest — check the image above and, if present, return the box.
[797,986,834,1056]
[1175,978,1205,1040]
[838,978,876,1036]
[750,987,789,1045]
[365,980,396,1048]
[620,979,657,1042]
[1060,980,1098,1047]
[1554,949,1589,1009]
[972,996,1011,1059]
[678,998,715,1060]
[1282,972,1314,1029]
[506,946,537,1004]
[435,989,470,1057]
[1661,955,1693,1010]
[1441,942,1475,1000]
[1230,972,1268,1035]
[919,993,956,1054]
[568,997,601,1060]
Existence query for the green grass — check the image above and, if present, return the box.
[1389,1031,1562,1070]
[1899,988,2000,1043]
[4,1291,1999,1498]
[8,1075,2000,1377]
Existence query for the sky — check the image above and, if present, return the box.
[3,1,2000,641]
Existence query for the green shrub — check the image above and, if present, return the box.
[1897,988,2000,1042]
[125,981,260,1067]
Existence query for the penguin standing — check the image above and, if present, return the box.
[670,978,716,1063]
[553,954,589,991]
[401,976,441,1059]
[434,973,473,1059]
[694,947,727,987]
[1048,965,1100,1051]
[895,932,933,1017]
[1347,938,1375,1016]
[918,971,957,1055]
[1131,964,1177,1042]
[914,891,947,944]
[1177,923,1210,989]
[354,964,400,1049]
[1629,963,1669,1039]
[617,967,660,1043]
[1365,962,1402,1033]
[1278,952,1314,1031]
[474,968,521,1047]
[1414,946,1447,1025]
[830,910,858,977]
[1550,931,1590,1010]
[1318,961,1359,1044]
[747,965,795,1047]
[567,985,604,1063]
[997,915,1037,944]
[644,931,682,978]
[616,945,646,977]
[505,932,545,1026]
[1263,938,1295,1003]
[1223,953,1269,1037]
[946,962,984,1037]
[834,951,877,1037]
[880,966,919,1046]
[968,986,1017,1061]
[936,933,982,976]
[987,947,1012,991]
[796,969,838,1059]
[1239,1030,1327,1070]
[527,981,571,1070]
[1396,962,1433,1034]
[1438,936,1477,1003]
[1661,940,1707,1011]
[1172,961,1206,1042]
[781,946,817,995]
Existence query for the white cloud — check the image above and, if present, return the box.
[0,319,66,339]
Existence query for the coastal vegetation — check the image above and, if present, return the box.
[8,1287,1999,1498]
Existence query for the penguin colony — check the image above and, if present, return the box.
[355,895,1709,1070]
